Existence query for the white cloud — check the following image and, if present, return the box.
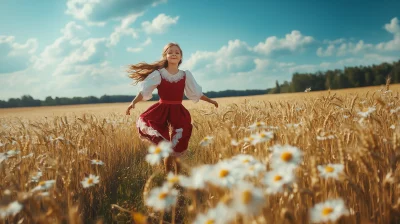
[126,37,152,53]
[376,17,400,51]
[109,13,142,46]
[142,14,179,34]
[317,40,373,57]
[253,30,314,55]
[316,44,335,57]
[65,0,166,24]
[0,36,38,74]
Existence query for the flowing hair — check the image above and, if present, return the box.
[127,43,183,85]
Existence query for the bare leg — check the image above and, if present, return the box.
[164,156,174,174]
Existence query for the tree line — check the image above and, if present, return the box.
[1,59,399,108]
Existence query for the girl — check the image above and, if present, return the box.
[125,42,218,174]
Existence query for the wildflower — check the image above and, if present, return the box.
[231,139,240,146]
[199,136,214,147]
[32,180,56,192]
[180,165,212,190]
[310,198,349,223]
[316,132,335,141]
[166,172,184,187]
[231,182,265,216]
[244,162,267,177]
[263,168,295,194]
[91,159,105,165]
[248,121,267,131]
[269,144,302,169]
[390,124,395,130]
[317,164,344,180]
[0,201,23,219]
[231,154,259,166]
[31,171,43,182]
[22,153,34,159]
[390,107,400,114]
[208,162,242,188]
[81,174,100,188]
[145,184,178,211]
[250,131,273,145]
[145,141,172,165]
[343,115,349,119]
[78,148,88,154]
[193,202,233,224]
[286,123,301,129]
[305,87,311,92]
[5,149,20,158]
[357,107,376,117]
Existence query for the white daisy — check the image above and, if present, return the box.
[199,136,214,147]
[269,144,302,169]
[357,107,376,117]
[390,124,396,130]
[244,162,267,178]
[81,174,100,188]
[30,171,43,183]
[165,172,184,187]
[91,159,105,165]
[231,182,265,216]
[5,149,20,158]
[193,202,234,224]
[32,180,56,192]
[263,168,295,194]
[0,201,23,219]
[145,141,172,165]
[250,131,274,145]
[310,198,349,223]
[145,184,178,211]
[180,165,212,190]
[248,122,267,131]
[317,164,344,180]
[22,153,34,159]
[231,139,240,146]
[208,161,243,189]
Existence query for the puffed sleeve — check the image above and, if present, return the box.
[184,70,203,103]
[138,70,161,101]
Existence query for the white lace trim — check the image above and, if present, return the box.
[171,128,183,148]
[159,68,185,83]
[136,118,167,140]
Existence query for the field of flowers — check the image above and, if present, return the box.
[1,83,400,224]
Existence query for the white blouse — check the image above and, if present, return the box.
[138,68,203,103]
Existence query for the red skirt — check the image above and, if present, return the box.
[136,101,193,156]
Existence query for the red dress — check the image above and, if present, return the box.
[136,68,203,156]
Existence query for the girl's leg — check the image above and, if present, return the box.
[163,156,179,174]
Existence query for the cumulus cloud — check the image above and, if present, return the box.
[109,13,142,46]
[126,37,152,53]
[317,40,374,57]
[376,17,400,51]
[142,14,179,34]
[0,36,38,74]
[65,0,167,25]
[253,30,314,55]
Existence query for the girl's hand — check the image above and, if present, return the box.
[211,100,218,108]
[126,103,135,115]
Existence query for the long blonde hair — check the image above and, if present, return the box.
[127,43,183,84]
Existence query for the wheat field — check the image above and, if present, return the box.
[1,84,400,224]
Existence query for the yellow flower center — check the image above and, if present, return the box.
[219,169,229,178]
[274,175,282,182]
[159,192,168,199]
[154,147,162,154]
[39,181,45,186]
[205,219,215,224]
[88,178,93,184]
[325,166,334,173]
[322,207,334,216]
[260,133,266,138]
[168,176,179,183]
[242,190,253,204]
[281,152,293,162]
[243,159,250,163]
[256,122,262,127]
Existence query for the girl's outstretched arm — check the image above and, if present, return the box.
[200,95,218,108]
[126,93,143,115]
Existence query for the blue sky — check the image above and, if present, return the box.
[1,0,400,100]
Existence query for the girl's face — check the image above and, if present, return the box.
[166,45,182,65]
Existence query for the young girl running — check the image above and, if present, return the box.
[125,42,218,173]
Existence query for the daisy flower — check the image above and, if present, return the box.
[145,141,172,165]
[244,162,267,178]
[199,136,214,147]
[231,139,240,146]
[357,107,376,118]
[81,174,100,188]
[250,131,274,145]
[208,161,243,189]
[5,149,20,158]
[180,165,212,190]
[263,168,295,194]
[317,164,344,180]
[269,144,302,169]
[231,182,265,216]
[145,184,178,211]
[165,172,184,187]
[0,201,23,219]
[310,198,349,223]
[248,121,267,131]
[32,180,56,192]
[91,159,105,165]
[30,171,43,183]
[193,202,234,224]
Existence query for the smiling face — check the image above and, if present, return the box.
[164,44,182,66]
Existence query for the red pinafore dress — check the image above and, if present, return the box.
[136,70,192,156]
